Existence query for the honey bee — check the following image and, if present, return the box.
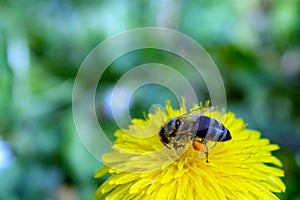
[159,106,231,162]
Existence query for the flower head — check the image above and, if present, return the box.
[95,99,285,199]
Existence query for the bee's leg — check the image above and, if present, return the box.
[202,140,209,163]
[174,141,185,149]
[161,140,171,149]
[172,142,178,150]
[174,134,188,149]
[173,142,185,149]
[205,148,209,163]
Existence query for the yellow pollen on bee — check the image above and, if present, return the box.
[192,140,206,152]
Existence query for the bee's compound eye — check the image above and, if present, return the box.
[167,120,173,127]
[175,120,181,128]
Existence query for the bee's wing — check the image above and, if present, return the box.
[177,106,215,134]
[178,106,215,120]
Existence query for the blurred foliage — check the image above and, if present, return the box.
[0,0,300,199]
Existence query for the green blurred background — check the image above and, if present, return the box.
[1,0,300,199]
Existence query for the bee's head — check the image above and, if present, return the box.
[159,118,181,146]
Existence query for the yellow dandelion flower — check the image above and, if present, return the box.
[95,99,286,200]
